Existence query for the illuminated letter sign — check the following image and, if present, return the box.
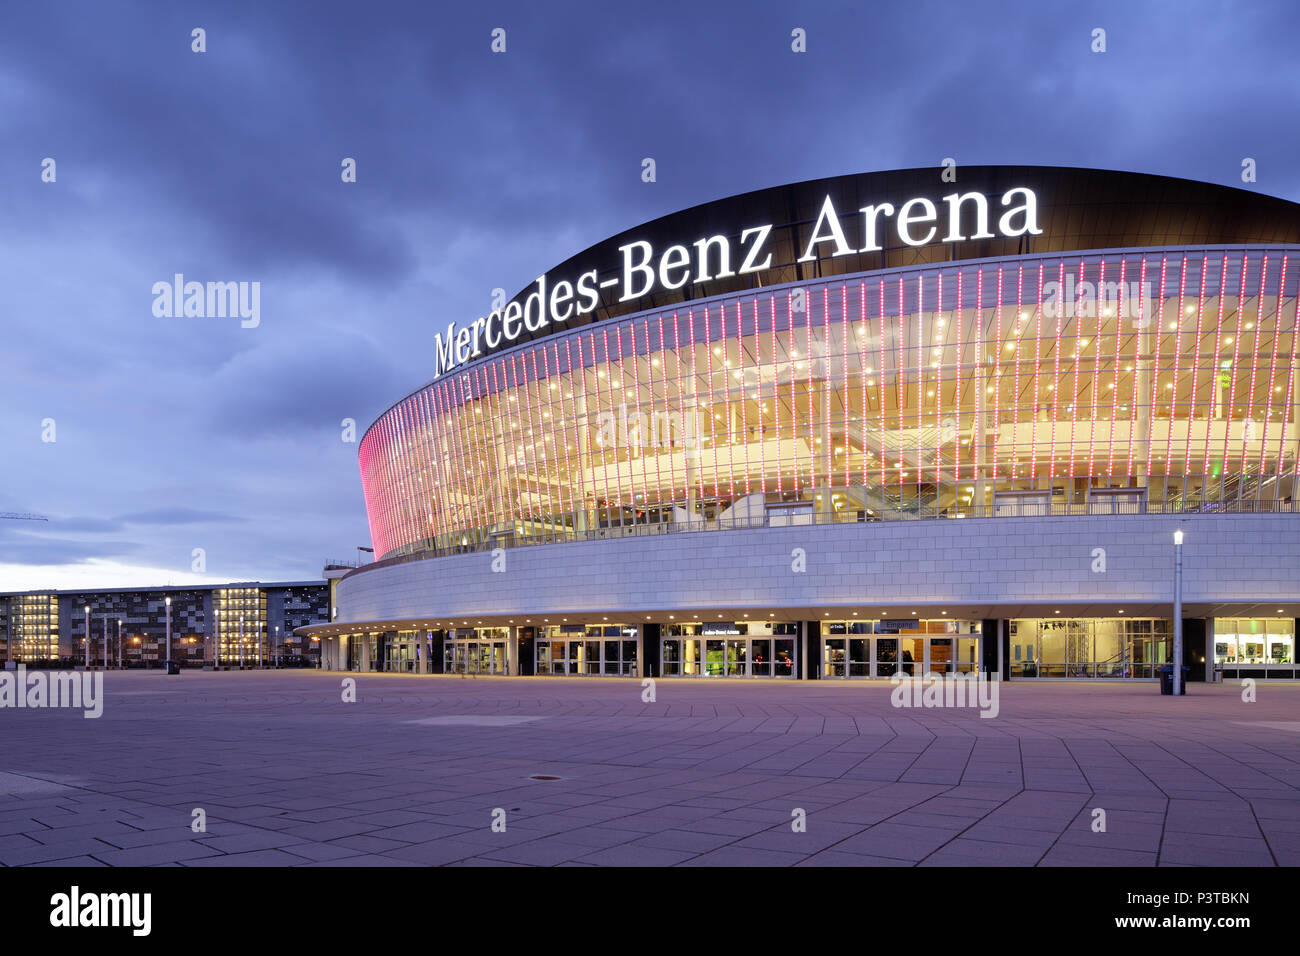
[433,186,1041,377]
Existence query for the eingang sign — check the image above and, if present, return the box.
[433,186,1042,378]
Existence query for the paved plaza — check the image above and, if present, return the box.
[1,671,1298,867]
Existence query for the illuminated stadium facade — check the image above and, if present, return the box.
[302,167,1300,683]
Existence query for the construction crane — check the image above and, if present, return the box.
[0,513,47,521]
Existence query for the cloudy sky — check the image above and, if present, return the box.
[2,0,1298,590]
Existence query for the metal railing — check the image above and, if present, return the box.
[345,492,1300,580]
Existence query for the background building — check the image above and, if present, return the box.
[302,166,1300,683]
[0,581,328,668]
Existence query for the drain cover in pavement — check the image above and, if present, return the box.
[529,775,562,781]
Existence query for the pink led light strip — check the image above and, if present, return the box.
[1128,257,1148,480]
[642,319,664,514]
[858,283,868,489]
[1147,256,1168,481]
[1105,258,1125,479]
[1274,259,1299,483]
[1219,255,1248,485]
[993,266,1003,482]
[1185,257,1208,478]
[954,270,963,484]
[1241,255,1268,479]
[1204,256,1229,478]
[1258,255,1287,479]
[1075,258,1092,482]
[1049,260,1065,482]
[806,294,816,496]
[935,272,943,486]
[1030,263,1045,483]
[897,278,905,490]
[1010,266,1023,483]
[840,285,849,489]
[1164,256,1189,475]
[878,281,887,490]
[915,276,923,497]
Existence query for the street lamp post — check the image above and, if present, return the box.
[164,595,172,671]
[102,617,108,669]
[212,607,220,670]
[239,615,245,669]
[117,619,123,669]
[274,625,280,668]
[83,606,90,669]
[1173,528,1185,696]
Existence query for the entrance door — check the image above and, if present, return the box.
[823,638,847,677]
[750,639,772,678]
[928,637,953,675]
[705,640,726,676]
[875,638,899,677]
[848,637,871,677]
[726,640,747,676]
[774,638,796,677]
[900,637,923,676]
[955,636,980,674]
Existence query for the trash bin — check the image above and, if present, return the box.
[165,661,181,675]
[1157,665,1190,695]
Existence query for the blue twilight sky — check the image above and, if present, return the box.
[2,0,1299,590]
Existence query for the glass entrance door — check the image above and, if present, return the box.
[705,640,726,676]
[726,640,748,676]
[823,639,846,677]
[900,637,924,675]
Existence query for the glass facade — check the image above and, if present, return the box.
[661,621,798,678]
[214,587,267,667]
[443,627,508,675]
[1214,617,1295,677]
[1009,618,1170,678]
[10,594,58,662]
[361,247,1300,561]
[536,624,637,676]
[821,618,979,679]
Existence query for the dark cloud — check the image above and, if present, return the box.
[1,0,1298,585]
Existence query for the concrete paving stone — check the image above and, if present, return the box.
[833,824,956,861]
[28,855,110,867]
[1158,842,1275,866]
[0,838,121,865]
[279,842,375,862]
[958,823,1062,849]
[795,850,915,867]
[90,840,226,866]
[3,672,1298,867]
[325,834,413,853]
[572,844,698,866]
[733,821,866,854]
[1039,844,1160,866]
[184,849,314,867]
[629,828,739,854]
[478,840,597,866]
[677,845,806,867]
[920,839,1047,866]
[302,854,424,867]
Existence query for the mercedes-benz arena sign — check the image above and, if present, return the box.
[312,166,1300,683]
[434,186,1043,377]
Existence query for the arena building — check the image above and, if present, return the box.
[301,166,1300,683]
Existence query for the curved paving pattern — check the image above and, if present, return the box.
[1,671,1297,867]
